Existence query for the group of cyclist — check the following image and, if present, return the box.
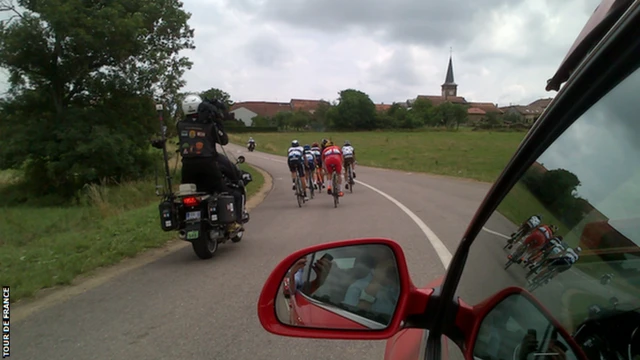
[286,138,357,201]
[505,214,582,287]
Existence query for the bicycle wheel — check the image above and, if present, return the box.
[295,176,303,207]
[332,170,338,208]
[308,172,314,199]
[348,167,353,193]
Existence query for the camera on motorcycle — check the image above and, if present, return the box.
[237,156,245,164]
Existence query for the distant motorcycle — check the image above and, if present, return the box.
[248,142,256,152]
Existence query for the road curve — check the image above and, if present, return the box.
[12,144,491,360]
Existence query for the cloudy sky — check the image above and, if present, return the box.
[178,0,601,106]
[0,0,601,106]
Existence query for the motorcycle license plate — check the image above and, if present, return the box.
[186,211,201,221]
[186,230,200,240]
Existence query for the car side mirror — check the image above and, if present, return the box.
[465,287,585,360]
[257,238,432,340]
[237,155,245,164]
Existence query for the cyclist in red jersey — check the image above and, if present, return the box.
[516,224,557,263]
[321,140,344,197]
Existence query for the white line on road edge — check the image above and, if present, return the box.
[243,150,453,269]
[482,227,510,239]
[355,180,452,268]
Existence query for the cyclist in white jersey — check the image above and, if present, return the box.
[287,140,308,200]
[341,140,356,189]
[530,246,581,282]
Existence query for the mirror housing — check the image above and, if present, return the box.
[237,155,245,164]
[257,238,432,340]
[457,287,586,359]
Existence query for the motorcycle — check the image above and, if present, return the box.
[150,104,253,259]
[248,142,256,152]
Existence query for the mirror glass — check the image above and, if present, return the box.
[473,293,578,360]
[456,58,640,359]
[237,155,245,163]
[274,243,401,330]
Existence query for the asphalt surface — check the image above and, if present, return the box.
[10,143,494,360]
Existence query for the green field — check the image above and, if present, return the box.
[231,131,526,183]
[0,163,264,303]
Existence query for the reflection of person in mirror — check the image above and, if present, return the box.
[342,251,399,320]
[289,256,333,295]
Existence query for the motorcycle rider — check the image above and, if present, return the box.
[177,94,242,232]
[247,137,256,150]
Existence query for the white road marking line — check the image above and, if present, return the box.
[245,150,454,268]
[355,180,452,268]
[482,227,511,239]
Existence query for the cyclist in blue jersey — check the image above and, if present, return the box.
[303,145,317,190]
[288,140,308,200]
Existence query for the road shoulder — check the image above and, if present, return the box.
[11,165,274,323]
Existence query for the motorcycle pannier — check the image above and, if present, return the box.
[208,195,236,224]
[159,200,177,231]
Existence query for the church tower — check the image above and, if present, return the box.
[441,50,457,98]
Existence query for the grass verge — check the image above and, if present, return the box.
[230,131,526,183]
[0,163,264,303]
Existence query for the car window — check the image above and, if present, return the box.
[454,60,640,359]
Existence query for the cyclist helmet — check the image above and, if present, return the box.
[321,138,328,147]
[550,225,558,232]
[344,140,351,146]
[303,144,311,151]
[292,140,300,147]
[575,246,582,253]
[325,140,334,147]
[536,214,543,219]
[312,142,319,147]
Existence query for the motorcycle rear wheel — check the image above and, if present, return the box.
[191,228,218,259]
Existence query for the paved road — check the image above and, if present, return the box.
[12,144,492,360]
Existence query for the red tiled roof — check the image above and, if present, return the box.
[528,98,553,108]
[290,99,329,112]
[375,104,392,112]
[416,95,468,106]
[230,101,291,117]
[467,107,486,115]
[468,102,503,114]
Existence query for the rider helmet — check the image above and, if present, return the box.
[575,246,582,252]
[325,140,334,147]
[312,142,319,148]
[303,144,311,151]
[321,139,328,147]
[550,225,559,232]
[181,94,203,117]
[344,140,351,146]
[292,140,300,147]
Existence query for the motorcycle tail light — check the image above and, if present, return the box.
[183,196,199,207]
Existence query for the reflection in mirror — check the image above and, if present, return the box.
[456,60,640,359]
[473,293,578,360]
[237,155,245,163]
[274,244,400,330]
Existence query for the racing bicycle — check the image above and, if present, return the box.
[330,164,340,208]
[504,242,532,270]
[345,162,355,193]
[294,170,306,208]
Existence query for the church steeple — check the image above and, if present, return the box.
[441,48,457,98]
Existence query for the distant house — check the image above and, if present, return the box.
[500,98,554,124]
[230,101,292,126]
[290,99,329,114]
[375,103,393,113]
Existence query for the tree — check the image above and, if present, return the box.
[0,0,195,199]
[200,88,233,107]
[329,89,377,130]
[433,102,468,129]
[537,168,581,206]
